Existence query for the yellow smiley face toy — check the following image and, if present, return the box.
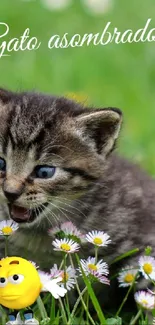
[0,256,42,309]
[0,256,67,310]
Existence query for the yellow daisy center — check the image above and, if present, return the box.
[143,263,153,274]
[88,263,97,271]
[141,299,148,305]
[124,273,134,283]
[61,272,69,282]
[93,237,103,245]
[60,243,71,251]
[2,226,13,235]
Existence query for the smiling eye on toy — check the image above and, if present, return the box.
[8,274,24,284]
[0,277,8,287]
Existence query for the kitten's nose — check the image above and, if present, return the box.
[3,179,24,203]
[3,189,21,203]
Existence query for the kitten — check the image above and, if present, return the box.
[0,88,154,275]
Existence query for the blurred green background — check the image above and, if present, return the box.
[0,0,155,174]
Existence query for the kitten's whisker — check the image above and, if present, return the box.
[47,201,71,223]
[48,197,88,220]
[35,204,43,229]
[26,201,36,229]
[54,196,90,210]
[40,203,60,228]
[45,195,88,219]
[38,202,58,225]
[43,202,60,224]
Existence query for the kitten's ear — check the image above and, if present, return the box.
[0,89,12,131]
[0,88,12,104]
[75,108,122,155]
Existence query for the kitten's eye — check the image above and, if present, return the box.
[35,166,56,179]
[0,158,6,172]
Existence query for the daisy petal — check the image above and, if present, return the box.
[52,238,80,253]
[49,221,84,242]
[118,266,138,287]
[86,230,111,247]
[134,290,154,310]
[0,220,19,236]
[79,257,109,284]
[50,264,76,291]
[139,256,155,280]
[43,279,67,299]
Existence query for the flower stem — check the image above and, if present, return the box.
[36,295,48,320]
[115,272,139,317]
[129,309,142,325]
[69,255,96,325]
[59,253,67,269]
[95,246,98,263]
[63,254,70,317]
[67,287,87,325]
[59,297,68,324]
[116,284,134,317]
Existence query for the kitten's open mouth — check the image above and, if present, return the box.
[8,203,48,224]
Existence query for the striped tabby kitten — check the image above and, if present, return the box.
[0,88,154,273]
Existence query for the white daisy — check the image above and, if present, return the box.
[134,291,154,310]
[0,220,19,236]
[60,266,76,290]
[80,257,109,276]
[49,222,83,241]
[41,0,72,11]
[42,277,67,299]
[139,256,155,280]
[52,238,80,253]
[98,275,110,285]
[79,257,109,284]
[38,270,51,284]
[86,231,111,247]
[49,226,60,237]
[118,266,138,287]
[82,0,113,15]
[39,270,67,299]
[50,264,76,290]
[50,264,62,278]
[50,264,76,291]
[61,222,83,239]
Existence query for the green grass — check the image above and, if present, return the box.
[0,0,155,174]
[0,2,155,323]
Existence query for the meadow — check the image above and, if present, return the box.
[0,0,155,324]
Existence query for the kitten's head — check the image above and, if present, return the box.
[0,88,122,226]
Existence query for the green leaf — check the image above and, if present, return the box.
[75,253,106,325]
[145,246,152,256]
[54,310,60,325]
[106,317,122,325]
[50,296,55,322]
[110,248,139,265]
